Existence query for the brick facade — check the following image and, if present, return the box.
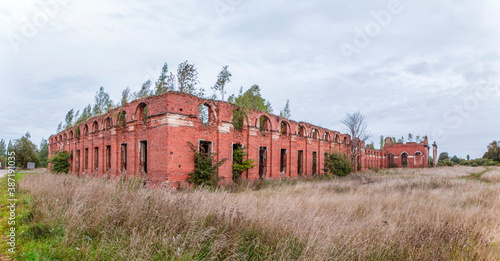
[49,92,433,186]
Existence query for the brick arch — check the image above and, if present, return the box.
[334,134,341,143]
[58,134,62,142]
[135,102,148,123]
[83,124,89,136]
[257,115,272,132]
[104,116,112,130]
[323,132,331,141]
[230,108,248,130]
[310,128,319,139]
[297,125,307,137]
[117,110,127,127]
[280,120,291,136]
[401,152,409,166]
[92,120,99,133]
[69,130,73,140]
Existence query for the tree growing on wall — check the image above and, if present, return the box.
[408,133,413,142]
[136,80,152,99]
[93,87,114,115]
[121,87,131,106]
[379,135,384,150]
[211,65,232,101]
[75,104,92,125]
[177,60,199,95]
[64,109,75,128]
[228,85,273,113]
[280,99,291,119]
[341,111,370,169]
[57,122,63,133]
[154,63,170,95]
[366,142,375,150]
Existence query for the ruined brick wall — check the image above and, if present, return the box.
[48,92,431,186]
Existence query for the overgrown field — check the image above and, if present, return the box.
[9,167,500,260]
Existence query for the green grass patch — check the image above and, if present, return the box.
[460,168,492,183]
[0,172,30,259]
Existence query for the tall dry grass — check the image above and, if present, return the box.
[18,166,500,260]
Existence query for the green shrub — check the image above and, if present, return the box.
[445,161,454,167]
[471,163,478,167]
[324,153,353,177]
[485,160,497,166]
[49,151,71,174]
[459,160,469,166]
[187,142,227,187]
[232,146,255,181]
[437,162,444,167]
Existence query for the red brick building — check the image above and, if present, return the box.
[49,92,433,186]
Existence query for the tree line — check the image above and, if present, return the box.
[0,134,48,169]
[438,140,500,167]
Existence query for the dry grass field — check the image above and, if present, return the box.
[14,166,500,260]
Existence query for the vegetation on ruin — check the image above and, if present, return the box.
[232,146,255,181]
[48,151,71,174]
[324,152,353,177]
[187,142,227,187]
[8,167,500,260]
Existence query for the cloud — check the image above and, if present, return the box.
[1,0,500,159]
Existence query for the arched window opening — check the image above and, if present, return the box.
[232,109,245,130]
[259,116,270,133]
[69,131,74,140]
[199,104,210,125]
[92,121,99,133]
[415,151,422,156]
[323,132,330,141]
[136,103,148,124]
[118,111,127,128]
[401,152,408,166]
[75,127,80,139]
[335,135,340,143]
[298,126,306,137]
[388,153,395,167]
[343,137,348,145]
[63,133,67,141]
[59,135,62,142]
[105,117,112,130]
[280,121,288,136]
[311,129,319,139]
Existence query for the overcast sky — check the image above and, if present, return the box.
[1,0,499,158]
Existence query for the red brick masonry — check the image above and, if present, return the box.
[49,92,432,187]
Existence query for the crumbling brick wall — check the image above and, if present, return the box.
[49,92,431,186]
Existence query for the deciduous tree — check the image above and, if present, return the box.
[341,111,370,169]
[177,60,199,95]
[280,99,291,119]
[211,65,232,101]
[11,132,38,168]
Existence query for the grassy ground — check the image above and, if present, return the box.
[5,166,500,260]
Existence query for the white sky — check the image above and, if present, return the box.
[1,0,500,158]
